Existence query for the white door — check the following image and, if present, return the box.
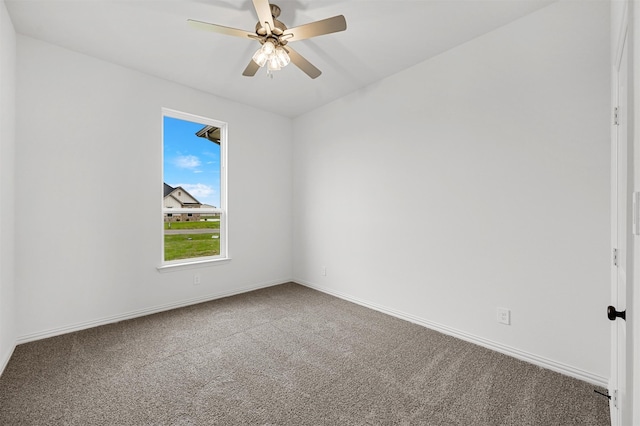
[610,26,628,426]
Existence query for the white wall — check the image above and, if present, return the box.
[15,36,293,339]
[0,0,16,374]
[293,1,611,384]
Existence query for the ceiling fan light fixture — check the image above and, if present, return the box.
[253,41,290,72]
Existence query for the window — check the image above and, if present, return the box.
[161,109,227,266]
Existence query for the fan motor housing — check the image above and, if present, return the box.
[255,3,286,36]
[256,19,286,36]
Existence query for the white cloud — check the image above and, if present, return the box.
[174,155,201,169]
[179,183,216,200]
[193,170,203,174]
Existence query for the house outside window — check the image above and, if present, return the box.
[162,108,228,265]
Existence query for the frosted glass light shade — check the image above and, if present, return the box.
[267,56,281,71]
[261,40,275,55]
[274,47,290,67]
[252,48,269,67]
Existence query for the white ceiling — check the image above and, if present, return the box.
[6,0,554,118]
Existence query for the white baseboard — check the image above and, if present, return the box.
[295,278,609,388]
[16,278,291,344]
[0,342,16,378]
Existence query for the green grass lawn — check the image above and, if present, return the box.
[164,233,220,261]
[164,221,220,230]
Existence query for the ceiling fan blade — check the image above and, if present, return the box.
[252,0,275,36]
[282,15,346,42]
[284,46,321,79]
[242,59,260,77]
[187,19,256,39]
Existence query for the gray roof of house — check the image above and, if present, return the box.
[163,182,174,197]
[163,183,202,205]
[195,126,221,144]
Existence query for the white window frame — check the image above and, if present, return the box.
[158,108,229,270]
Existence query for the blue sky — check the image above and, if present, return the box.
[163,116,221,207]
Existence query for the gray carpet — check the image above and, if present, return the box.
[0,282,609,425]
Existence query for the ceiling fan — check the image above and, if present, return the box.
[188,0,347,79]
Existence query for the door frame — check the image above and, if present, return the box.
[610,3,632,425]
[632,2,640,422]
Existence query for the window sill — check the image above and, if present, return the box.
[156,257,231,273]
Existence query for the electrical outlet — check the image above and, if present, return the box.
[193,274,201,285]
[321,266,327,276]
[497,307,510,325]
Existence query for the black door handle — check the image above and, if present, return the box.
[607,305,626,321]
